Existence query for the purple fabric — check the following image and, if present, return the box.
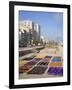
[42,58,51,62]
[33,58,42,62]
[45,56,52,58]
[48,67,63,76]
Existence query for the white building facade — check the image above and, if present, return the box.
[19,20,41,47]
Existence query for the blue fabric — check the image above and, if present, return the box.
[52,58,61,62]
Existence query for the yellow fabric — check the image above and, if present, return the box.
[19,60,27,66]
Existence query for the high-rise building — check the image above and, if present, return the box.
[19,31,21,41]
[19,20,41,47]
[19,20,34,33]
[19,20,34,45]
[34,24,40,42]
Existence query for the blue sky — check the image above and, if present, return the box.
[19,10,63,42]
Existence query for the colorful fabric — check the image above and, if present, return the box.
[49,62,63,67]
[52,57,61,62]
[48,67,63,76]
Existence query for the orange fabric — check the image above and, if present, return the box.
[49,62,63,67]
